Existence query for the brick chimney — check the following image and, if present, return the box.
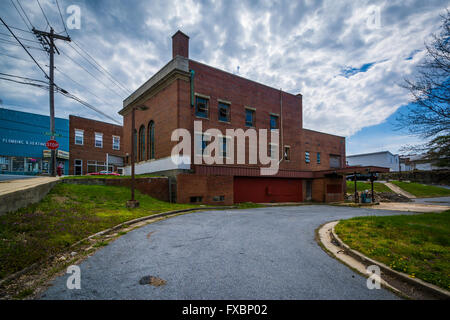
[172,30,189,59]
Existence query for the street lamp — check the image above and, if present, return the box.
[126,104,148,208]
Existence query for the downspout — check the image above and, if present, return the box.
[190,69,195,107]
[278,88,284,165]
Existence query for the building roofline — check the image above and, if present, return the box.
[189,58,302,99]
[302,127,345,139]
[346,150,397,158]
[69,114,123,127]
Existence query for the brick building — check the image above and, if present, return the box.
[118,31,383,205]
[69,115,124,175]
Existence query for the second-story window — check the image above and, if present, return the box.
[95,132,103,148]
[270,115,279,130]
[245,108,255,127]
[317,152,321,164]
[218,102,230,122]
[196,96,209,118]
[75,129,84,145]
[305,151,310,163]
[284,146,290,161]
[113,136,120,150]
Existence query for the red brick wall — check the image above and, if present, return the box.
[176,173,233,205]
[122,79,181,165]
[106,178,169,202]
[69,115,124,175]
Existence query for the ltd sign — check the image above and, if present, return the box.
[46,139,59,150]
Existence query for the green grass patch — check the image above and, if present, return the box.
[335,211,450,290]
[390,181,450,198]
[61,173,163,180]
[0,183,197,279]
[346,181,393,193]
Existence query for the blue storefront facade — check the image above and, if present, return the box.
[0,108,69,175]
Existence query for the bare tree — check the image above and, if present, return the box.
[396,11,450,166]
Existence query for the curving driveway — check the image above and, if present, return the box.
[41,205,406,300]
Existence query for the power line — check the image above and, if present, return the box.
[59,47,125,99]
[0,72,48,84]
[0,31,41,44]
[0,37,46,51]
[16,0,34,29]
[36,0,50,29]
[9,0,32,31]
[71,40,132,94]
[54,66,121,110]
[0,18,49,80]
[0,76,49,90]
[0,50,32,62]
[55,0,68,36]
[66,42,131,96]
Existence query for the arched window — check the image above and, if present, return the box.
[148,121,155,159]
[133,129,137,162]
[138,125,145,162]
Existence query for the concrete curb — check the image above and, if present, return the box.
[329,222,450,300]
[0,206,236,288]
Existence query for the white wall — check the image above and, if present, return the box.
[347,152,399,171]
[123,156,191,175]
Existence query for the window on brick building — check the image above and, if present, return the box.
[138,125,145,161]
[75,129,84,145]
[317,152,321,164]
[284,146,290,161]
[112,136,120,150]
[195,132,209,156]
[195,96,209,118]
[269,143,278,159]
[305,151,310,163]
[148,121,155,159]
[270,115,279,130]
[95,132,103,148]
[218,102,230,122]
[245,108,255,127]
[219,136,231,158]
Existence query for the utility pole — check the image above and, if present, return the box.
[33,27,70,176]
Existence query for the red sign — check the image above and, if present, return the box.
[46,139,59,150]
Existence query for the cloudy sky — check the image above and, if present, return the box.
[0,0,448,155]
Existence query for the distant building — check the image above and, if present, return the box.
[69,115,124,175]
[406,154,449,171]
[346,151,400,172]
[0,108,69,175]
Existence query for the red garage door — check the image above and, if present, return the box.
[234,177,302,203]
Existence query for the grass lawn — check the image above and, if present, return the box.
[346,181,393,193]
[0,183,198,280]
[390,181,450,198]
[335,211,450,290]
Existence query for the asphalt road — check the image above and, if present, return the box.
[413,196,450,205]
[41,205,405,300]
[0,174,38,182]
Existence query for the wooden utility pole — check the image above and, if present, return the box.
[33,27,70,176]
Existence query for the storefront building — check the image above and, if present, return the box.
[0,108,69,175]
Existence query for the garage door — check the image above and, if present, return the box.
[234,177,302,203]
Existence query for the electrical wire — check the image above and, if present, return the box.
[9,0,32,31]
[55,0,68,36]
[67,42,131,96]
[71,40,132,94]
[59,47,125,99]
[36,0,50,29]
[0,31,42,44]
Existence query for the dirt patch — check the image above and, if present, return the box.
[51,195,69,204]
[375,192,413,203]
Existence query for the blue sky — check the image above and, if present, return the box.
[0,0,448,156]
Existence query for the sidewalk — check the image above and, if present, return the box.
[0,177,59,196]
[383,182,416,199]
